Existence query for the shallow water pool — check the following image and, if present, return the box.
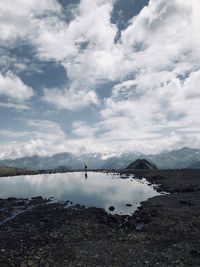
[0,172,160,214]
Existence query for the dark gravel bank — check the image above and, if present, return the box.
[0,170,200,266]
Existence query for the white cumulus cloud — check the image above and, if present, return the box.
[0,72,34,110]
[0,0,200,155]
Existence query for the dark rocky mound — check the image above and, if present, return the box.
[124,159,157,170]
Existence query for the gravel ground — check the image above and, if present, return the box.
[0,169,200,267]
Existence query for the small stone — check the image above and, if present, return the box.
[135,222,145,231]
[108,206,115,211]
[126,218,136,229]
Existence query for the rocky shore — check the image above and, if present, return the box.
[0,169,200,266]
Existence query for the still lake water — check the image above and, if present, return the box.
[0,172,160,215]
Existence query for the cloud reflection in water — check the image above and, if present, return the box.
[0,172,160,214]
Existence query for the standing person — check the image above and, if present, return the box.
[85,162,87,172]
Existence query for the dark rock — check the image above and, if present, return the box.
[180,186,200,193]
[180,200,193,206]
[30,196,45,205]
[135,222,145,231]
[151,209,159,217]
[7,197,17,201]
[31,196,43,200]
[126,218,136,229]
[150,175,165,180]
[40,218,49,223]
[107,215,122,228]
[108,206,115,212]
[190,249,200,258]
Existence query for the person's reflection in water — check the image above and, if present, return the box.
[84,162,88,180]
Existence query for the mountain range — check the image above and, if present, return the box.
[0,147,199,170]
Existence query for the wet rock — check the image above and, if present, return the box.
[30,196,45,205]
[108,206,115,212]
[135,222,145,231]
[31,196,43,200]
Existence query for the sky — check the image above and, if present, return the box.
[0,0,200,159]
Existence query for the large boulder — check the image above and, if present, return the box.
[124,159,157,170]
